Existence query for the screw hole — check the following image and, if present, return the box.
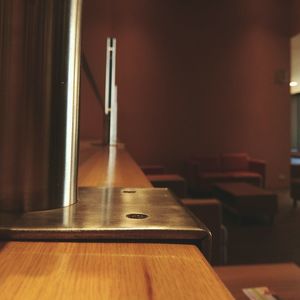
[122,190,136,193]
[126,213,148,219]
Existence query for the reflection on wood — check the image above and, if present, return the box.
[78,140,152,188]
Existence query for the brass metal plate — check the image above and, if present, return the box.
[0,188,210,243]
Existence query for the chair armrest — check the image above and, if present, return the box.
[185,160,200,187]
[181,198,222,227]
[180,198,223,265]
[291,164,300,178]
[220,225,228,265]
[249,158,266,187]
[140,165,165,175]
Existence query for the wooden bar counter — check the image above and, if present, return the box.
[78,140,152,188]
[0,140,233,300]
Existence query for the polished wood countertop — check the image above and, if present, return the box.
[78,140,152,188]
[1,241,233,300]
[0,140,234,299]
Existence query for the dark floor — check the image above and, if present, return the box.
[223,189,300,266]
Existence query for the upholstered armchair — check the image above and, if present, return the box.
[186,153,266,197]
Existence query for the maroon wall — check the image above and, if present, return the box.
[291,0,300,36]
[80,0,291,188]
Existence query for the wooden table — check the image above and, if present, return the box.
[215,263,300,300]
[0,140,234,299]
[214,182,278,223]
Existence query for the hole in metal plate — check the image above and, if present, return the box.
[126,213,149,219]
[122,190,137,193]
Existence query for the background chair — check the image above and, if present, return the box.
[180,198,228,265]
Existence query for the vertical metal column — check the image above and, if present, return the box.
[0,0,82,212]
[104,37,118,146]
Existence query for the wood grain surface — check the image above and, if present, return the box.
[78,140,152,188]
[0,241,233,300]
[0,140,234,299]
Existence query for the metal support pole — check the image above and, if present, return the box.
[0,0,82,212]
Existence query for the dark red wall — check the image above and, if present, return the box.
[80,0,291,188]
[291,0,300,36]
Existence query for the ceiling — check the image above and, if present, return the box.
[291,33,300,94]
